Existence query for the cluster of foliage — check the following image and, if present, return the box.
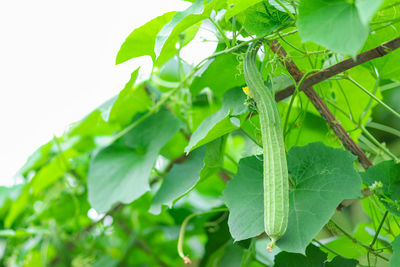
[2,0,400,266]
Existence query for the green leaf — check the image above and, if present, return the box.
[278,143,362,253]
[185,88,247,153]
[18,141,53,176]
[225,0,264,20]
[87,109,180,212]
[150,136,224,214]
[360,160,400,216]
[186,114,235,153]
[355,0,384,25]
[155,0,207,64]
[30,149,78,194]
[190,53,246,97]
[220,242,244,267]
[297,0,369,56]
[97,96,118,122]
[236,3,289,36]
[5,186,30,228]
[109,69,153,127]
[390,235,400,267]
[223,156,265,241]
[200,137,225,179]
[115,12,175,65]
[160,130,189,160]
[223,143,362,253]
[150,147,206,214]
[68,109,117,137]
[275,244,358,266]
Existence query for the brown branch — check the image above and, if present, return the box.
[269,40,373,170]
[275,37,400,101]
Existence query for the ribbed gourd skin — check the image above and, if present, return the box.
[243,42,289,250]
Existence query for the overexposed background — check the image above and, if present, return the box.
[0,0,216,186]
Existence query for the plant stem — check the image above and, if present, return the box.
[209,18,231,48]
[312,239,342,258]
[325,99,399,162]
[198,28,297,66]
[177,208,228,264]
[346,76,400,121]
[240,127,263,148]
[283,91,297,136]
[370,211,389,248]
[361,125,399,162]
[330,220,389,262]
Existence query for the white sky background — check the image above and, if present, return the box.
[0,0,217,186]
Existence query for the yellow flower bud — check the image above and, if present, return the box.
[242,86,252,97]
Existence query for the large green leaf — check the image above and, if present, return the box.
[279,143,362,253]
[223,156,265,240]
[297,0,369,56]
[361,160,400,216]
[185,88,247,153]
[87,109,180,212]
[115,12,175,65]
[390,235,400,267]
[223,143,362,253]
[190,53,246,97]
[275,244,358,267]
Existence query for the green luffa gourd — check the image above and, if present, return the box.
[243,42,289,251]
